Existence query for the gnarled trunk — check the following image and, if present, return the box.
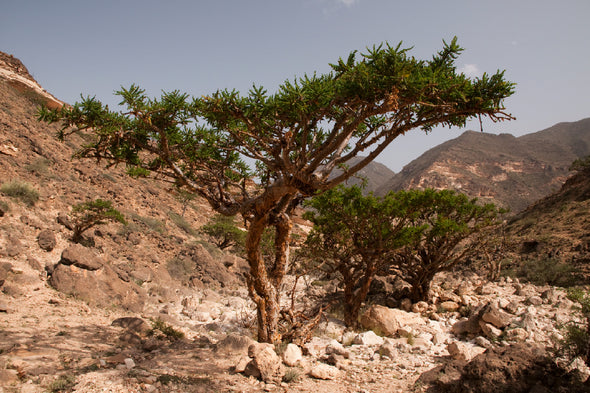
[245,212,293,343]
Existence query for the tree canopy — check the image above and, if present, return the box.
[39,37,514,343]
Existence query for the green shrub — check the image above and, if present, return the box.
[149,317,185,340]
[70,199,126,243]
[0,179,39,206]
[126,166,150,178]
[48,374,76,392]
[506,257,580,287]
[557,289,590,366]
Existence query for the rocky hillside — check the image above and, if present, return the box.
[2,52,590,392]
[376,120,590,212]
[332,156,395,194]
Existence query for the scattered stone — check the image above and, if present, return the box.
[506,328,529,341]
[479,321,502,340]
[475,336,493,349]
[124,358,136,369]
[481,302,513,329]
[360,304,425,337]
[411,301,429,313]
[282,343,302,367]
[451,317,480,336]
[309,363,341,380]
[353,331,385,346]
[37,229,56,251]
[325,340,350,358]
[526,296,543,306]
[439,301,460,312]
[447,341,485,361]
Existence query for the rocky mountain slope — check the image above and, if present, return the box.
[332,156,395,194]
[376,120,590,212]
[2,52,590,392]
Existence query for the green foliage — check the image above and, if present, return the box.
[48,374,76,392]
[0,199,9,213]
[149,317,185,340]
[126,166,150,178]
[200,214,246,250]
[504,257,580,287]
[70,199,126,243]
[557,289,590,366]
[0,179,39,206]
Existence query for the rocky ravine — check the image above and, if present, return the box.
[1,204,589,393]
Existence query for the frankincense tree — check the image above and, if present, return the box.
[39,37,514,342]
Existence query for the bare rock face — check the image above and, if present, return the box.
[37,229,56,251]
[49,246,146,312]
[360,304,425,337]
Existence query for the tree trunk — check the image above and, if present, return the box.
[245,213,293,343]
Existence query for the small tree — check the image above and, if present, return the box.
[70,199,126,243]
[392,189,503,301]
[39,38,514,342]
[201,214,247,250]
[303,185,422,326]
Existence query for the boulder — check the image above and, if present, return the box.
[37,229,56,251]
[309,363,341,380]
[360,304,425,337]
[49,263,145,312]
[353,331,384,346]
[481,303,513,329]
[451,317,481,336]
[244,343,284,383]
[440,301,460,312]
[59,244,103,270]
[506,328,529,341]
[377,341,399,359]
[447,341,486,362]
[479,321,502,340]
[325,340,350,358]
[282,343,303,367]
[111,317,151,335]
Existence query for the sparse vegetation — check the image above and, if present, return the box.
[48,374,76,392]
[69,199,126,243]
[166,257,194,283]
[504,257,580,287]
[168,210,196,236]
[1,179,39,206]
[25,157,52,175]
[557,288,590,367]
[201,214,246,251]
[129,212,166,234]
[149,317,185,340]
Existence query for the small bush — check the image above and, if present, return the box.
[48,374,76,392]
[0,179,39,206]
[149,317,185,340]
[557,289,590,366]
[126,166,150,178]
[504,257,580,287]
[70,199,126,243]
[283,367,301,383]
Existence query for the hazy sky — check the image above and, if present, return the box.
[2,0,589,172]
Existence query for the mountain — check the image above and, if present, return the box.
[376,119,590,212]
[332,156,395,193]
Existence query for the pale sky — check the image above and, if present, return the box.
[2,0,589,172]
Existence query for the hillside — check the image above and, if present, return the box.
[376,120,590,212]
[331,156,395,194]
